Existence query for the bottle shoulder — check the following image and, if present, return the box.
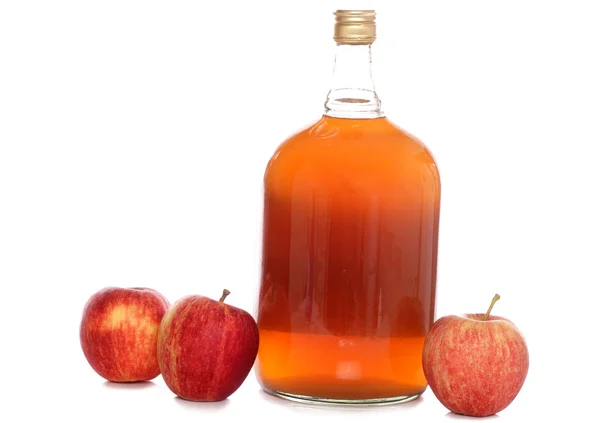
[265,115,438,174]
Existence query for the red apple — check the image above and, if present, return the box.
[422,294,529,417]
[80,286,170,382]
[157,289,259,401]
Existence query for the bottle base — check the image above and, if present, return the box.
[262,387,422,407]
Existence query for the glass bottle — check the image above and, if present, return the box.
[256,10,441,405]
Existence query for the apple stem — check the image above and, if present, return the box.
[219,289,231,303]
[483,294,501,321]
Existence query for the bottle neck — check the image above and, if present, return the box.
[324,43,383,119]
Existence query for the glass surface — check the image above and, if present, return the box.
[256,115,441,403]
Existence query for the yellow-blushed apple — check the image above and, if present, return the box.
[80,287,170,382]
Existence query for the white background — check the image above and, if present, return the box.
[1,0,599,421]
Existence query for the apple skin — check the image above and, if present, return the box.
[157,292,259,401]
[80,287,170,382]
[422,313,529,417]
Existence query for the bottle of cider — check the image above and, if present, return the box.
[256,10,441,405]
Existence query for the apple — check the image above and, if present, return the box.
[157,289,259,401]
[80,286,170,382]
[422,294,529,417]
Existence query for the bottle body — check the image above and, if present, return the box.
[256,115,441,403]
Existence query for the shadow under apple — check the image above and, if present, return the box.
[445,411,500,420]
[173,396,231,411]
[102,380,156,390]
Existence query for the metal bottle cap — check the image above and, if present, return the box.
[333,10,376,45]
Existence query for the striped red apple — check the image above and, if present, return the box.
[157,289,259,401]
[422,294,529,417]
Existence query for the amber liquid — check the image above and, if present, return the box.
[256,115,441,402]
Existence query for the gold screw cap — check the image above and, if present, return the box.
[333,10,376,45]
